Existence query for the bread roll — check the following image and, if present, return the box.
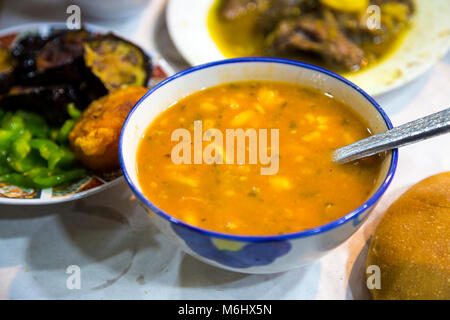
[367,172,450,300]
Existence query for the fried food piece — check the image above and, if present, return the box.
[69,86,148,172]
[83,34,152,91]
[366,172,450,300]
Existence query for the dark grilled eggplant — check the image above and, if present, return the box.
[77,69,108,108]
[0,47,16,94]
[0,85,80,126]
[83,33,152,91]
[2,29,108,123]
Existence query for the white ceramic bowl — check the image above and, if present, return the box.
[120,58,397,274]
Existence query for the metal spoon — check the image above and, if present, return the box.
[333,107,450,164]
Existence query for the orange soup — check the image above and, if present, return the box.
[136,81,383,236]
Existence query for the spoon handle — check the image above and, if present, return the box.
[333,107,450,164]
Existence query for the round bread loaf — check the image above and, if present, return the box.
[367,172,450,300]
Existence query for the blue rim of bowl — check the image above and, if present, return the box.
[119,57,398,242]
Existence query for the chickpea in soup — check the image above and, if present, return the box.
[136,81,383,236]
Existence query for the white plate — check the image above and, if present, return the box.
[0,23,169,205]
[167,0,450,96]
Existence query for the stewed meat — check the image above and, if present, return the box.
[267,11,366,70]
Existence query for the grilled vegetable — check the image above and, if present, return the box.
[35,29,90,84]
[10,30,90,86]
[0,107,85,189]
[6,29,107,102]
[14,110,49,138]
[30,139,75,169]
[0,28,155,189]
[10,33,49,85]
[215,0,414,72]
[83,34,152,91]
[321,0,368,13]
[1,167,85,189]
[0,47,16,94]
[1,28,150,126]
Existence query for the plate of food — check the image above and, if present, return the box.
[167,0,450,95]
[120,57,398,273]
[0,23,168,204]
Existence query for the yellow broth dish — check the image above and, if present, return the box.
[208,0,413,73]
[136,81,383,236]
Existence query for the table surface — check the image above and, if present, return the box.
[0,0,449,300]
